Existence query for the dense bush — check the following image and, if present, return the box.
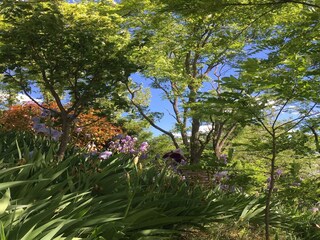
[0,103,122,150]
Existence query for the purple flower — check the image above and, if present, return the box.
[114,134,124,139]
[32,117,40,124]
[33,123,48,134]
[220,154,228,164]
[125,135,132,141]
[41,109,51,117]
[108,135,149,155]
[99,151,112,160]
[50,129,62,141]
[139,142,149,152]
[275,169,283,176]
[219,184,229,191]
[75,127,82,133]
[214,171,229,183]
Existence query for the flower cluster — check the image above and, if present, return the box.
[32,114,62,141]
[266,168,284,190]
[214,171,229,183]
[98,135,149,160]
[108,135,139,154]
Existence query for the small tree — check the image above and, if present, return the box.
[0,1,136,159]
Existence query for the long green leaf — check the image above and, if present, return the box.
[0,189,10,214]
[0,180,45,191]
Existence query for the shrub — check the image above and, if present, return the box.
[0,103,122,150]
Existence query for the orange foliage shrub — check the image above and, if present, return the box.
[73,110,122,150]
[0,103,40,132]
[0,103,122,150]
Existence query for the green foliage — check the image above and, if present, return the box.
[0,1,134,109]
[0,132,285,240]
[0,0,140,158]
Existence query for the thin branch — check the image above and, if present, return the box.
[40,69,66,114]
[4,70,58,114]
[200,121,215,150]
[219,0,320,9]
[209,6,278,68]
[185,51,191,75]
[126,82,180,149]
[153,78,174,105]
[272,98,290,129]
[203,62,219,77]
[220,123,238,149]
[275,103,318,132]
[242,100,273,135]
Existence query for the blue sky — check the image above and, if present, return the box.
[131,73,176,136]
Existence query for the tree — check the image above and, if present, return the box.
[159,0,320,15]
[0,0,136,159]
[221,15,319,239]
[123,0,320,239]
[122,0,301,164]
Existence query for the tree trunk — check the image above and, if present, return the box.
[214,144,222,159]
[309,126,320,153]
[57,115,72,161]
[265,131,276,240]
[190,118,201,164]
[212,121,223,159]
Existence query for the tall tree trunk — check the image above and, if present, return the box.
[265,131,276,240]
[190,117,201,164]
[57,115,72,161]
[212,121,223,159]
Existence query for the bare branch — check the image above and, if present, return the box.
[40,69,66,114]
[220,123,237,149]
[126,82,180,149]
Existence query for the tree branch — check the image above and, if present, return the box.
[126,82,180,149]
[275,103,318,133]
[219,0,320,9]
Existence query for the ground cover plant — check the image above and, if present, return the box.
[0,132,276,239]
[0,132,319,239]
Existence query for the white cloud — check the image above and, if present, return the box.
[172,124,212,138]
[199,125,212,133]
[16,93,42,104]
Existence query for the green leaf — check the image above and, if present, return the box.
[0,180,43,191]
[0,189,11,214]
[0,222,7,240]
